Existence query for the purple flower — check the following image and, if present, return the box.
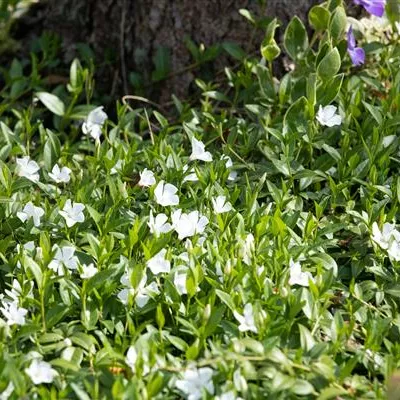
[353,0,386,17]
[347,26,365,66]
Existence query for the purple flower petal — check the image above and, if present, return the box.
[347,26,356,49]
[347,26,365,66]
[364,2,385,17]
[353,0,386,17]
[349,47,365,66]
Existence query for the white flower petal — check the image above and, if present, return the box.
[146,249,170,275]
[316,105,342,127]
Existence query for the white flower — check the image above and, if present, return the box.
[120,269,130,287]
[176,367,215,400]
[233,369,247,393]
[228,171,237,181]
[147,210,173,237]
[212,195,233,214]
[110,159,124,175]
[174,271,188,295]
[4,280,22,302]
[135,277,160,308]
[25,359,58,385]
[16,156,40,182]
[0,382,14,400]
[119,273,160,307]
[288,259,314,287]
[61,346,75,362]
[0,301,28,326]
[371,222,400,262]
[189,137,213,162]
[172,209,209,240]
[147,249,170,275]
[154,180,179,206]
[125,346,137,372]
[316,105,342,127]
[388,240,400,262]
[223,155,233,168]
[138,168,156,187]
[222,155,238,181]
[233,303,258,333]
[382,135,396,148]
[371,222,399,250]
[216,391,243,400]
[80,263,98,279]
[240,233,254,266]
[48,245,79,276]
[17,202,45,227]
[59,199,85,227]
[48,164,71,183]
[9,280,34,301]
[117,288,132,305]
[82,106,108,140]
[183,173,198,183]
[23,241,35,252]
[182,165,199,182]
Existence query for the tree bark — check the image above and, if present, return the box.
[24,0,319,103]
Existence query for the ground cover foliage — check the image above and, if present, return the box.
[1,0,400,398]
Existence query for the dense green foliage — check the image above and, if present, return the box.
[0,0,400,399]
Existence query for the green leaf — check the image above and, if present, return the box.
[46,305,70,329]
[156,304,165,329]
[43,129,61,170]
[0,160,12,191]
[284,16,309,60]
[51,359,81,373]
[36,92,65,116]
[265,18,280,43]
[39,333,64,344]
[387,0,400,24]
[23,255,43,290]
[167,335,189,351]
[86,205,102,224]
[147,372,164,398]
[322,144,341,161]
[292,379,315,395]
[222,42,246,60]
[283,96,308,135]
[307,73,317,111]
[69,58,82,91]
[309,5,330,31]
[71,332,97,351]
[319,386,348,400]
[298,324,315,352]
[239,8,255,24]
[70,383,92,400]
[202,91,231,103]
[397,177,400,203]
[86,266,120,294]
[311,254,338,276]
[204,306,225,337]
[328,0,344,11]
[261,39,281,62]
[329,7,347,40]
[215,289,235,312]
[317,48,341,81]
[152,47,171,82]
[362,101,382,125]
[186,339,200,360]
[317,73,344,105]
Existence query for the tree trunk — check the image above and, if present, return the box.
[24,0,319,103]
